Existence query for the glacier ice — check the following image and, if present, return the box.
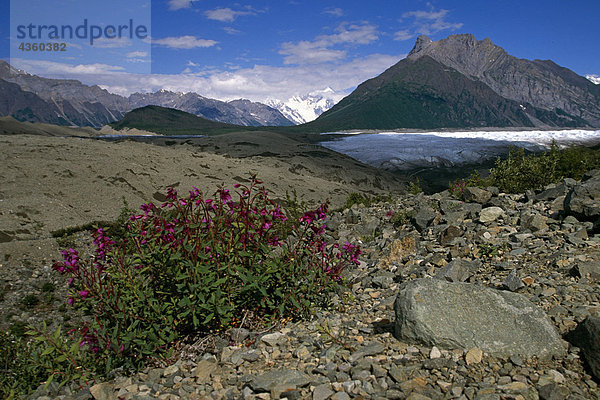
[320,129,600,171]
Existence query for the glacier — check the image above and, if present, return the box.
[586,74,600,85]
[320,129,600,171]
[267,87,342,124]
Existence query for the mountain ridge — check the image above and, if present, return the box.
[307,34,600,131]
[0,61,295,128]
[407,34,600,126]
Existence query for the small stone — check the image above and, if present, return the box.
[89,383,116,400]
[230,328,250,342]
[503,270,525,292]
[465,348,483,365]
[510,355,523,367]
[295,346,311,360]
[349,342,385,362]
[331,393,351,400]
[499,381,528,392]
[193,360,218,383]
[538,383,570,400]
[436,380,452,392]
[163,365,179,376]
[522,213,548,232]
[261,332,285,346]
[548,369,565,384]
[434,258,474,283]
[479,207,504,223]
[429,346,441,359]
[412,207,437,232]
[242,349,261,362]
[312,383,334,400]
[250,369,311,392]
[406,393,433,400]
[522,276,534,286]
[271,383,297,399]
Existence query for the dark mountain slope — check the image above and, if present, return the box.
[0,79,69,125]
[306,56,585,131]
[407,34,600,126]
[305,34,597,131]
[110,105,244,136]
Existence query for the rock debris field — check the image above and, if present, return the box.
[2,136,600,399]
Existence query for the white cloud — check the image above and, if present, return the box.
[279,22,379,65]
[324,7,344,17]
[168,0,198,11]
[223,27,242,35]
[152,36,217,49]
[280,41,347,65]
[395,7,463,41]
[204,7,256,22]
[127,51,148,58]
[394,29,413,41]
[327,23,378,45]
[9,53,404,101]
[10,59,125,76]
[126,51,149,63]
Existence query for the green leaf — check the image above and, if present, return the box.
[40,347,54,356]
[43,373,54,388]
[55,354,67,363]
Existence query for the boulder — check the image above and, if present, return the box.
[412,206,437,232]
[521,212,549,232]
[535,182,568,202]
[438,225,463,246]
[249,369,311,392]
[394,279,565,358]
[566,316,600,380]
[569,261,600,281]
[463,187,492,204]
[434,258,475,282]
[479,207,505,224]
[564,170,600,223]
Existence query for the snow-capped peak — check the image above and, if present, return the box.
[586,74,600,85]
[266,88,344,124]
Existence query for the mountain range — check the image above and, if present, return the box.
[0,60,297,128]
[2,34,599,132]
[266,88,341,124]
[307,34,600,131]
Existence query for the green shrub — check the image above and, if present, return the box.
[48,177,361,374]
[448,170,489,199]
[0,329,45,399]
[342,192,392,210]
[408,178,423,195]
[488,143,600,193]
[21,294,39,310]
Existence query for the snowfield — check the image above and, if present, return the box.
[320,129,600,170]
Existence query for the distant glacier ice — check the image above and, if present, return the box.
[320,129,600,170]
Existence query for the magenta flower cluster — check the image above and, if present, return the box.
[52,177,361,364]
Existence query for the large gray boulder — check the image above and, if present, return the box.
[394,279,565,358]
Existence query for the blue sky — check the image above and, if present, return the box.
[1,0,599,103]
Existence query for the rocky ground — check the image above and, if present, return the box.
[4,168,600,399]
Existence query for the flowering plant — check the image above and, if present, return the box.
[51,177,360,369]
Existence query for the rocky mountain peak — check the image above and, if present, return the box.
[407,33,508,77]
[408,35,433,56]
